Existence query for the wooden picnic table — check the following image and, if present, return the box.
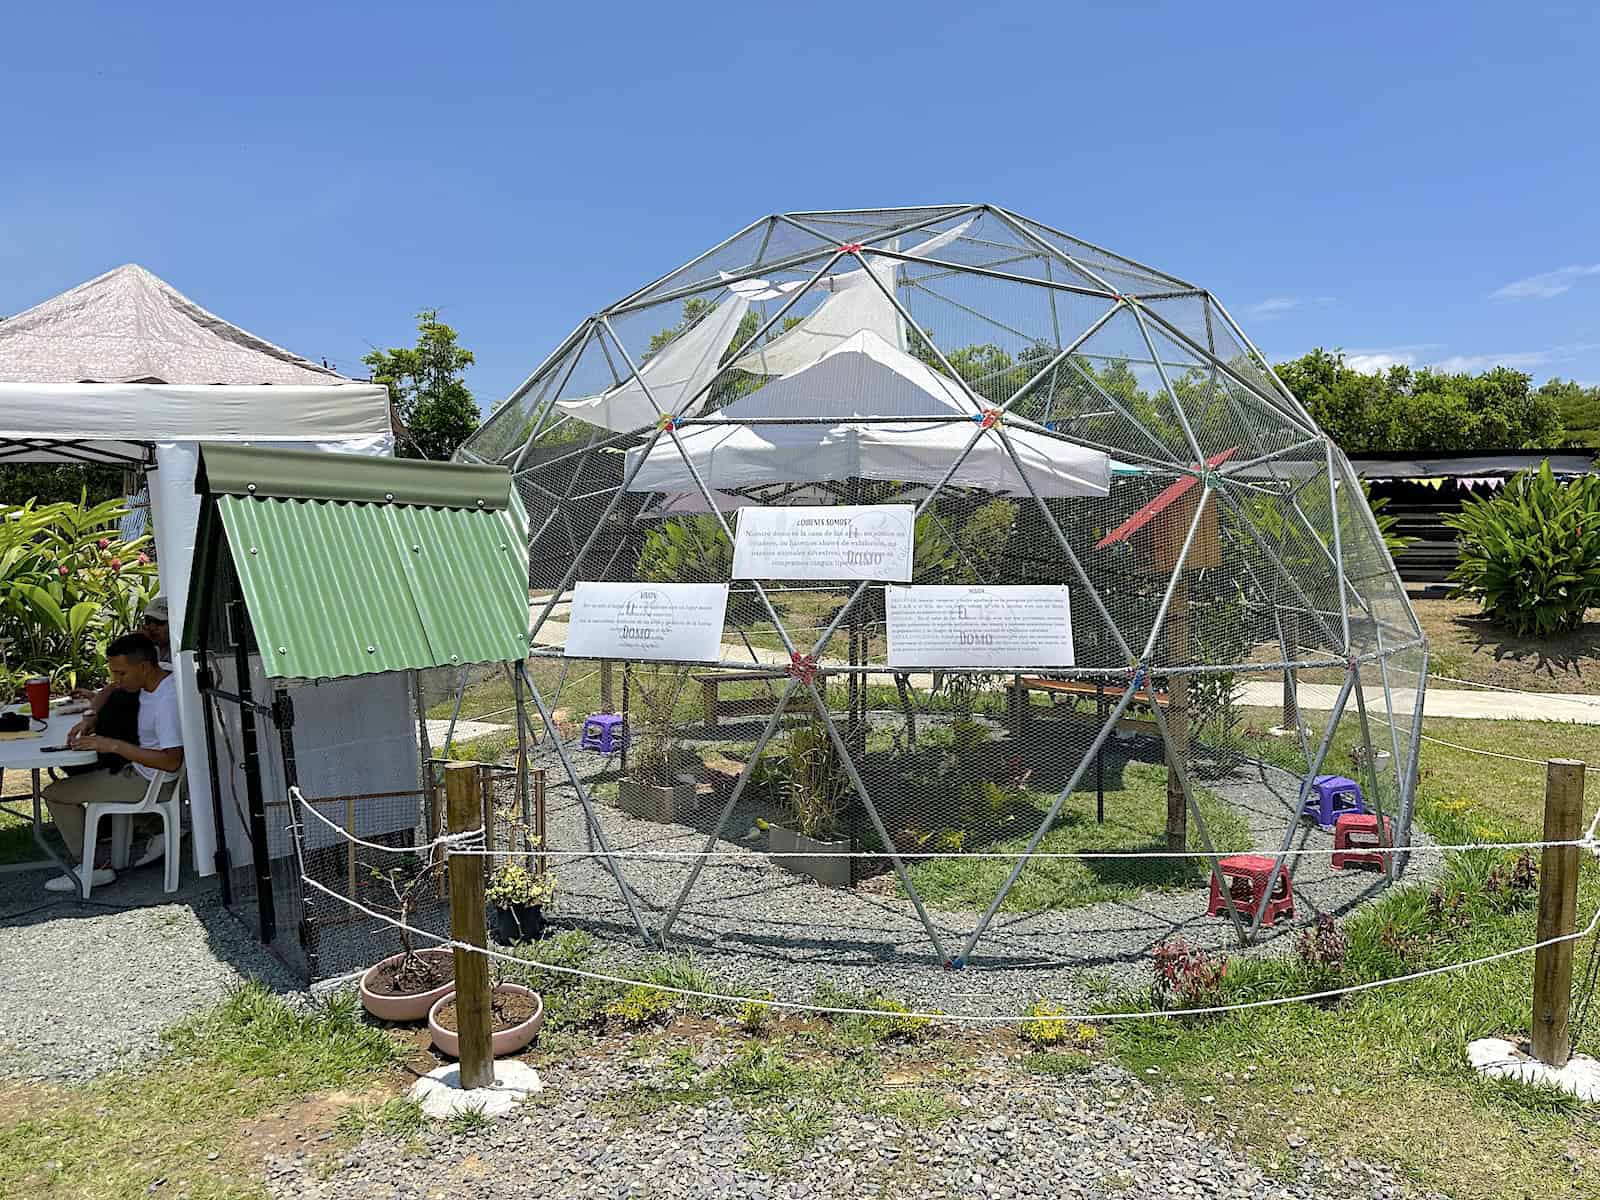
[1010,676,1172,823]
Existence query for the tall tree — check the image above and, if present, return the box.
[364,309,480,460]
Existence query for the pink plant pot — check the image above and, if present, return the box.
[428,984,545,1058]
[358,948,456,1022]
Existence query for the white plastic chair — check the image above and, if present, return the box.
[81,769,185,898]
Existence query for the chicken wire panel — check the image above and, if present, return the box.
[1002,212,1193,293]
[1139,321,1311,466]
[888,209,1111,292]
[789,208,972,248]
[470,332,591,465]
[1182,301,1314,429]
[626,220,834,312]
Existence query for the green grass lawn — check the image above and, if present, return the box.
[1103,713,1600,1200]
[0,984,404,1200]
[900,762,1252,911]
[0,801,38,866]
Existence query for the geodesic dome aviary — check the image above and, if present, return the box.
[459,204,1428,989]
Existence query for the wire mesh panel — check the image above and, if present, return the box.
[458,205,1430,1013]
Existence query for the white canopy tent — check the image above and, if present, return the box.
[0,264,399,886]
[625,329,1111,498]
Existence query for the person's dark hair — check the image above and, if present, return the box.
[107,632,160,666]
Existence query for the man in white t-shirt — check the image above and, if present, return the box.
[41,632,184,893]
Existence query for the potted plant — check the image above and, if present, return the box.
[358,853,456,1022]
[769,702,852,887]
[486,859,557,943]
[617,666,699,823]
[428,963,545,1058]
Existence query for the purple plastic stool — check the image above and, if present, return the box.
[1303,774,1365,830]
[581,713,628,755]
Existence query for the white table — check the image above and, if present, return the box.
[0,703,98,893]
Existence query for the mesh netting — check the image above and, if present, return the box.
[451,205,1430,1009]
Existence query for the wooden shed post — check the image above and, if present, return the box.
[445,762,494,1087]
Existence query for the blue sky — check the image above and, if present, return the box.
[4,1,1598,411]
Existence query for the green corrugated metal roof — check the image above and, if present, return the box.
[196,440,513,509]
[183,445,529,681]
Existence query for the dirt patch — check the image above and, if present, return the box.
[233,1078,404,1165]
[665,1014,723,1040]
[1409,597,1600,693]
[0,1079,66,1124]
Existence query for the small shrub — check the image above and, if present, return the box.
[860,994,932,1042]
[739,993,774,1035]
[1019,998,1071,1047]
[1484,853,1539,914]
[1295,915,1349,975]
[606,984,676,1028]
[1150,940,1228,1011]
[1425,885,1473,932]
[1378,918,1424,966]
[815,983,932,1043]
[1446,461,1600,636]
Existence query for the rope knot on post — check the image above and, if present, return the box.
[786,652,819,686]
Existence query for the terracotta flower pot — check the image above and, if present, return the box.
[428,984,545,1058]
[359,948,456,1022]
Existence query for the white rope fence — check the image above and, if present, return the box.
[299,870,1600,1025]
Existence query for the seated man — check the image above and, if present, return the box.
[42,632,184,893]
[65,594,171,775]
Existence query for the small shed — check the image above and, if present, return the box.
[181,443,531,980]
[1353,451,1598,585]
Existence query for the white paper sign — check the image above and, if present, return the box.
[732,505,914,581]
[886,586,1075,668]
[563,582,729,663]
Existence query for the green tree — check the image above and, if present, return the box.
[0,464,122,506]
[1537,377,1600,448]
[1274,349,1564,453]
[363,309,480,460]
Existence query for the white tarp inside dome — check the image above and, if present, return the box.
[625,329,1110,498]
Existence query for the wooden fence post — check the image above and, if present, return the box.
[1533,759,1584,1066]
[445,762,494,1088]
[534,767,547,876]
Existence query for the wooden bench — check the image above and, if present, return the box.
[695,669,789,730]
[1011,676,1176,824]
[1012,675,1171,736]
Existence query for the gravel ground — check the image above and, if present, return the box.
[265,1052,1433,1200]
[413,718,1435,1020]
[0,857,297,1081]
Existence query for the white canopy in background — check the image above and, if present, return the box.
[625,330,1110,498]
[0,262,400,883]
[0,382,393,461]
[0,263,347,387]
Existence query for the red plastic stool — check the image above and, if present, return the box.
[1208,854,1295,926]
[1332,813,1394,870]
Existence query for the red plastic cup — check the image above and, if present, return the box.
[25,677,49,721]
